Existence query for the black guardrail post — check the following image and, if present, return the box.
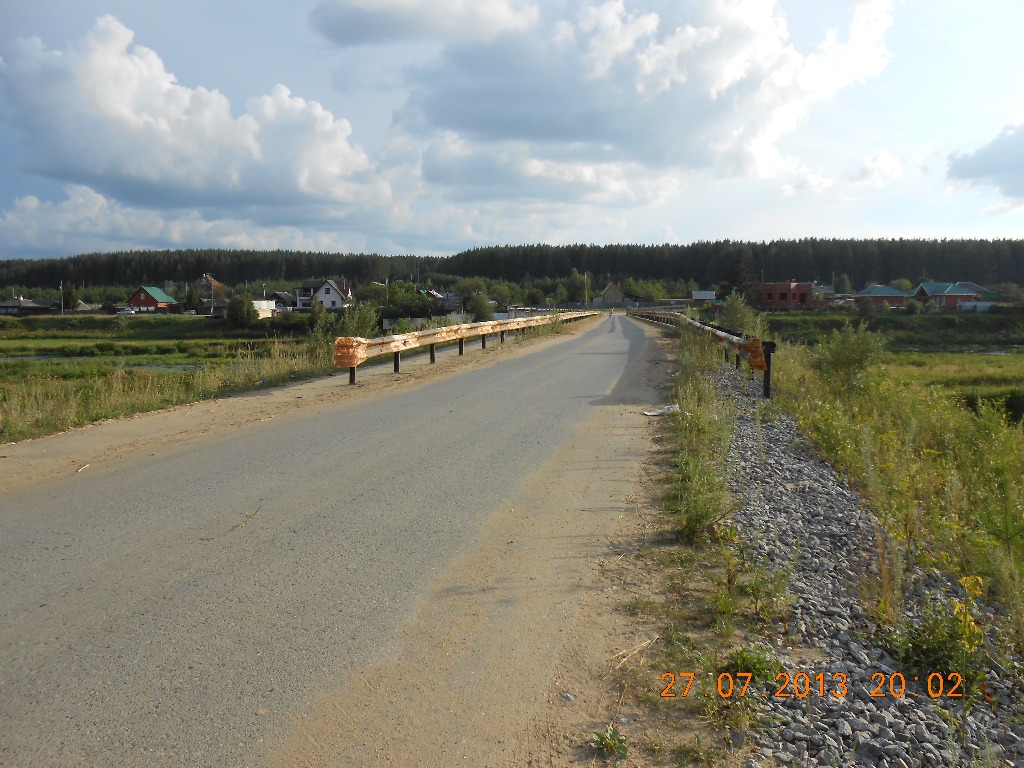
[481,334,487,349]
[394,351,401,373]
[430,343,436,363]
[459,338,465,356]
[762,342,776,398]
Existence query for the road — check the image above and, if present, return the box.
[0,315,673,767]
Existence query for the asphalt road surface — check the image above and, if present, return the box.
[0,315,672,767]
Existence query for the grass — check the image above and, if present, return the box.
[883,350,1024,422]
[765,309,1024,351]
[771,324,1024,695]
[0,340,334,443]
[608,324,794,765]
[0,314,332,442]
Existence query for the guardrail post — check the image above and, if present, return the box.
[349,366,356,384]
[500,330,506,343]
[481,334,487,349]
[735,352,741,370]
[459,338,465,356]
[725,347,729,363]
[762,342,776,398]
[394,351,401,373]
[429,343,436,363]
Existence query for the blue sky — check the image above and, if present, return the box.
[0,0,1022,259]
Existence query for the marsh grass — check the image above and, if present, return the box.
[0,339,333,442]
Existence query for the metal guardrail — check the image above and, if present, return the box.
[335,311,599,383]
[628,310,778,397]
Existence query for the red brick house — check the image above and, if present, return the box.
[127,286,179,313]
[759,281,814,310]
[913,282,979,311]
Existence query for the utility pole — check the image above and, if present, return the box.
[60,280,64,314]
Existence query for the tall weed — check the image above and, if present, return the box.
[774,329,1024,634]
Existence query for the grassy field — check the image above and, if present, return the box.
[759,310,1024,421]
[765,309,1024,350]
[883,350,1024,420]
[0,314,329,443]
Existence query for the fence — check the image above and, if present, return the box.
[335,311,599,383]
[628,310,778,397]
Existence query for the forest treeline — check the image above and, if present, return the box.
[2,238,1024,294]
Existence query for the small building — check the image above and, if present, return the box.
[127,286,179,313]
[691,290,716,306]
[295,279,350,310]
[0,297,55,316]
[200,296,230,319]
[912,282,978,312]
[594,282,626,307]
[194,273,227,298]
[759,281,814,310]
[271,291,295,311]
[252,299,276,319]
[854,284,911,309]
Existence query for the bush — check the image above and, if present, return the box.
[809,323,886,391]
[227,293,258,328]
[467,293,492,322]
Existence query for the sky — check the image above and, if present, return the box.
[0,0,1022,259]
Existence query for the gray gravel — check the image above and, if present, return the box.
[717,369,1024,768]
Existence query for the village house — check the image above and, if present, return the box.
[854,284,911,309]
[295,279,351,310]
[127,286,179,313]
[913,282,983,311]
[759,281,814,310]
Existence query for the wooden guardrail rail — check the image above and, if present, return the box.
[629,309,778,397]
[335,311,599,383]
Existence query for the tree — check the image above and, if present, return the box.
[525,287,545,306]
[466,292,492,321]
[183,284,202,312]
[61,281,79,310]
[718,248,759,304]
[889,278,913,292]
[227,292,258,328]
[835,273,854,294]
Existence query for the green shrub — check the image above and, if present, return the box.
[809,323,886,391]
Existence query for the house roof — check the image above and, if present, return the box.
[857,284,911,297]
[955,282,1003,300]
[271,291,294,303]
[914,282,977,297]
[0,297,48,308]
[138,286,178,303]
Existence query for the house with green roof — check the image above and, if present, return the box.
[127,286,179,313]
[854,284,911,309]
[912,282,979,311]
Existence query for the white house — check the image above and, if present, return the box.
[295,279,351,310]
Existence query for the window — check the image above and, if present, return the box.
[799,293,807,304]
[780,292,788,300]
[331,300,337,307]
[324,286,331,294]
[766,292,774,300]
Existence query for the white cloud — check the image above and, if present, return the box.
[400,0,896,197]
[578,0,659,79]
[310,0,539,45]
[0,184,374,255]
[0,15,384,210]
[852,150,903,187]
